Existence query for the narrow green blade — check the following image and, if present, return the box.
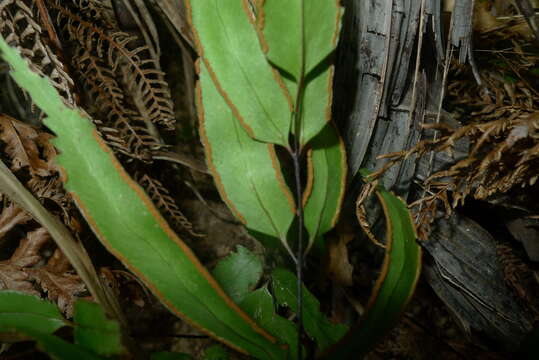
[303,125,346,254]
[259,0,341,78]
[198,62,296,256]
[324,170,422,358]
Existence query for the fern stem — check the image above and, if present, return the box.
[292,0,307,358]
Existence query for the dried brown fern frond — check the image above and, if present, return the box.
[0,0,75,106]
[27,246,87,318]
[74,45,161,160]
[47,0,175,129]
[0,200,32,238]
[0,227,49,296]
[0,224,86,317]
[0,113,81,232]
[138,174,201,237]
[497,243,539,319]
[373,106,539,238]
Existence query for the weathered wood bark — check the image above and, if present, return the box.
[334,0,533,351]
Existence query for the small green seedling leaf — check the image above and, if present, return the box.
[303,125,346,254]
[241,286,298,360]
[25,328,105,360]
[0,291,67,335]
[198,62,296,258]
[203,344,229,360]
[323,170,422,359]
[212,246,264,304]
[74,300,125,356]
[151,352,194,360]
[0,35,285,360]
[257,0,342,145]
[272,268,348,352]
[186,0,292,146]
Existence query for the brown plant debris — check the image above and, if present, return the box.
[0,227,49,296]
[27,247,87,318]
[0,114,55,176]
[138,174,200,237]
[0,0,75,106]
[0,113,86,316]
[46,0,175,129]
[0,201,32,239]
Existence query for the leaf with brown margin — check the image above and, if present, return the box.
[197,61,296,258]
[303,124,346,254]
[323,170,422,359]
[186,0,292,146]
[1,35,286,359]
[256,0,342,145]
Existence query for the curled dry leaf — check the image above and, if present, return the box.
[0,201,32,238]
[28,248,87,318]
[326,224,354,287]
[0,114,55,176]
[0,227,50,296]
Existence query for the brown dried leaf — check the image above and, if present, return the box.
[0,227,50,295]
[0,201,32,238]
[48,0,175,128]
[0,0,75,106]
[0,114,52,176]
[28,267,86,318]
[138,174,200,236]
[326,227,354,287]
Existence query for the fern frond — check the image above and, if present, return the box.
[47,0,175,128]
[138,174,201,237]
[0,0,75,106]
[74,46,161,160]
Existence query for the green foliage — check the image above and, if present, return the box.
[74,300,126,356]
[151,352,194,360]
[198,63,296,255]
[188,0,345,260]
[259,0,341,145]
[303,125,346,253]
[0,291,116,359]
[272,268,348,352]
[0,33,284,360]
[212,245,264,304]
[214,246,299,359]
[188,0,292,146]
[241,287,300,360]
[203,344,229,360]
[324,171,422,359]
[0,291,66,334]
[0,2,424,358]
